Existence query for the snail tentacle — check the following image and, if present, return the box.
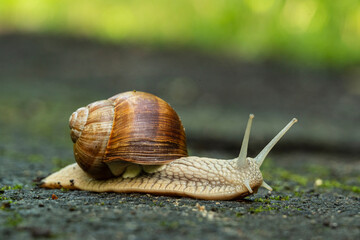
[255,118,298,167]
[237,114,254,168]
[261,181,273,191]
[243,179,253,193]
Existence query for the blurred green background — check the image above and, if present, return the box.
[0,0,359,160]
[1,0,359,68]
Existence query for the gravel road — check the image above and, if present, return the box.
[0,34,359,239]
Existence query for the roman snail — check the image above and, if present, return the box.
[40,91,297,200]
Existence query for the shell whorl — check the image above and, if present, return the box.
[70,99,115,179]
[69,107,89,143]
[69,91,188,179]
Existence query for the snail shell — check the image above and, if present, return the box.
[69,91,188,179]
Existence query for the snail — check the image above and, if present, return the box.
[40,91,297,200]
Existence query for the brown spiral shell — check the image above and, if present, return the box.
[69,91,188,179]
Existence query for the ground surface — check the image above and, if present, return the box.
[0,34,359,239]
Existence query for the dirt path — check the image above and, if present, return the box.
[0,34,359,239]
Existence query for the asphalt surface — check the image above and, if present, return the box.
[0,34,359,239]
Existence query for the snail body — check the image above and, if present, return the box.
[41,91,297,200]
[41,157,262,200]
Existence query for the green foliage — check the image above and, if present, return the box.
[27,154,45,163]
[283,206,302,211]
[235,212,244,217]
[1,184,23,191]
[5,213,23,227]
[319,180,360,193]
[270,195,290,201]
[253,197,270,203]
[160,220,179,229]
[0,0,359,67]
[249,205,276,213]
[306,165,330,178]
[262,160,308,186]
[275,169,309,186]
[254,195,290,204]
[152,200,165,207]
[262,158,359,194]
[294,191,304,197]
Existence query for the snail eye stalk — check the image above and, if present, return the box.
[237,114,254,168]
[255,118,298,167]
